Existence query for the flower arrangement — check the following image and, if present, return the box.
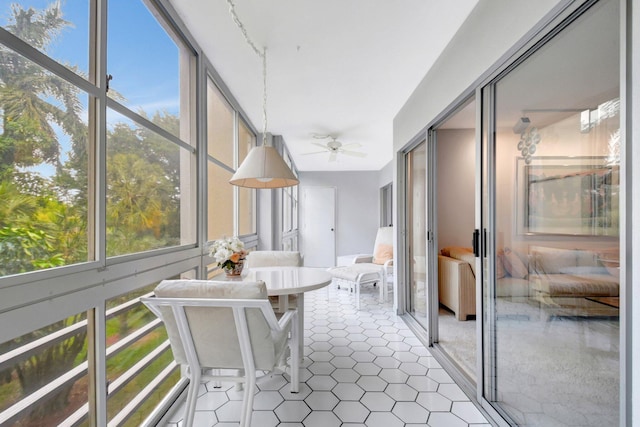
[209,236,247,275]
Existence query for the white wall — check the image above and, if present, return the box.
[299,171,380,262]
[379,161,393,187]
[393,0,561,150]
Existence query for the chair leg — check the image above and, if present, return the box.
[183,368,201,427]
[355,276,361,310]
[240,371,256,427]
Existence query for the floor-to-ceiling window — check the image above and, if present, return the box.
[482,1,620,424]
[0,0,264,424]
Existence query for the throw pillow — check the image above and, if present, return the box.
[373,243,393,265]
[502,247,528,279]
[496,250,507,279]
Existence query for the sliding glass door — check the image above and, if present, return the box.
[407,141,428,327]
[481,1,620,425]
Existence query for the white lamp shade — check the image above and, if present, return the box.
[229,145,299,189]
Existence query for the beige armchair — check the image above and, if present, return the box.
[353,226,394,279]
[142,280,299,427]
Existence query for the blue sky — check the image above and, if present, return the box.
[0,0,180,115]
[1,0,181,176]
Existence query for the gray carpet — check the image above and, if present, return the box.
[436,297,619,426]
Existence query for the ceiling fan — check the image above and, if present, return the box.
[302,135,366,162]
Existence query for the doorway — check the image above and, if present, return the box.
[302,187,336,267]
[432,97,477,382]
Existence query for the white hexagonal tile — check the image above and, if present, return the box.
[305,391,339,410]
[303,410,342,427]
[451,401,488,423]
[356,375,388,391]
[416,391,452,411]
[384,383,418,401]
[309,361,336,375]
[195,390,229,410]
[249,410,279,427]
[400,362,428,376]
[436,383,469,401]
[351,351,376,362]
[369,346,394,357]
[310,341,333,351]
[362,329,384,338]
[309,351,334,362]
[332,383,365,401]
[374,356,401,369]
[310,333,332,342]
[252,390,284,410]
[349,341,372,351]
[329,345,353,356]
[273,400,311,422]
[328,329,349,338]
[365,337,389,347]
[329,337,351,346]
[427,368,454,384]
[426,411,467,427]
[215,400,243,422]
[331,368,360,383]
[353,362,382,376]
[363,411,404,427]
[361,391,395,411]
[378,368,409,384]
[330,356,357,369]
[393,351,419,363]
[307,374,338,391]
[391,401,430,424]
[333,401,370,423]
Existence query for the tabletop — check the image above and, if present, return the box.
[232,266,332,296]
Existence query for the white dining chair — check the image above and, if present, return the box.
[142,279,299,427]
[246,250,303,311]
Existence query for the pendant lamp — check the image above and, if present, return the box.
[226,0,299,189]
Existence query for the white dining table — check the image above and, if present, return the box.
[225,266,332,358]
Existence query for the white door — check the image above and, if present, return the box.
[302,187,336,267]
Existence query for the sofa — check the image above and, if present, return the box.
[528,246,619,299]
[437,244,620,320]
[438,246,530,320]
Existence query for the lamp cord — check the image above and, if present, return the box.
[226,0,268,147]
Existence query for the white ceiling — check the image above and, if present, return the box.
[169,0,479,171]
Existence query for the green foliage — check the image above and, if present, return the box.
[0,2,184,424]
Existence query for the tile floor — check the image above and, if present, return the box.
[162,281,491,427]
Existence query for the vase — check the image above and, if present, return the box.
[224,259,245,277]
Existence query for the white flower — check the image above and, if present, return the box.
[208,237,246,265]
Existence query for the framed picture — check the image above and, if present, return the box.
[515,156,619,236]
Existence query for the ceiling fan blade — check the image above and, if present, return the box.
[311,142,329,150]
[329,152,338,162]
[340,150,367,158]
[302,150,328,156]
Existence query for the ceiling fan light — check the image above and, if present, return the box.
[230,145,299,189]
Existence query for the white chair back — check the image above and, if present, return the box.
[142,279,299,427]
[246,250,302,268]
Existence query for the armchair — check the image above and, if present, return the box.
[329,226,393,309]
[142,279,299,427]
